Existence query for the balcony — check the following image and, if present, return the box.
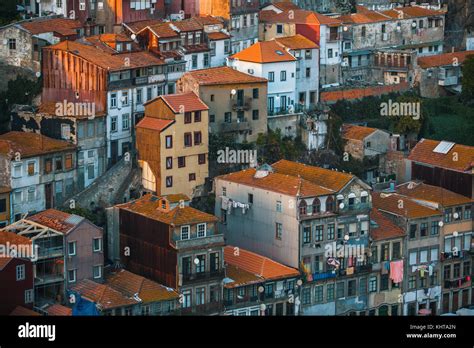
[327,32,341,42]
[231,97,252,111]
[268,105,304,117]
[312,271,336,281]
[220,119,250,133]
[176,301,223,315]
[36,246,64,260]
[180,270,225,285]
[35,273,64,286]
[443,276,471,289]
[438,75,459,86]
[175,233,224,250]
[134,76,148,85]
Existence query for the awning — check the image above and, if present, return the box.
[361,191,369,197]
[348,193,356,199]
[336,194,344,200]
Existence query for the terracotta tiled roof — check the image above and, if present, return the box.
[47,40,165,71]
[181,66,267,85]
[124,19,163,34]
[118,194,218,226]
[136,117,174,131]
[217,168,334,197]
[146,22,180,38]
[20,17,81,36]
[259,9,341,26]
[85,33,136,53]
[164,193,191,203]
[207,31,231,40]
[193,15,224,26]
[28,209,84,234]
[0,132,75,158]
[170,18,203,32]
[224,245,299,288]
[225,264,263,288]
[38,101,106,118]
[105,269,179,303]
[372,192,441,219]
[338,11,391,24]
[396,182,472,207]
[0,230,32,247]
[320,82,410,102]
[46,304,72,316]
[271,1,300,11]
[370,208,405,241]
[275,34,319,50]
[159,92,209,113]
[408,138,474,173]
[0,257,12,271]
[272,159,354,192]
[231,40,297,63]
[417,51,474,69]
[10,306,40,316]
[382,6,445,19]
[342,124,378,141]
[71,279,137,310]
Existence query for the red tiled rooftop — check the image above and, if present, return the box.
[275,34,319,50]
[382,6,445,19]
[372,192,441,219]
[145,22,180,38]
[181,66,267,85]
[118,194,218,226]
[417,51,474,69]
[28,209,85,234]
[20,17,82,36]
[46,304,72,316]
[259,9,342,26]
[159,92,209,113]
[342,124,379,141]
[224,245,299,288]
[207,31,231,40]
[270,1,300,11]
[408,138,474,173]
[320,82,410,102]
[231,40,297,63]
[0,132,75,159]
[10,306,40,316]
[397,182,473,207]
[370,208,405,241]
[136,117,174,131]
[124,19,163,34]
[193,15,224,26]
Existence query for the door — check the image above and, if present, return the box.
[45,183,53,209]
[462,289,469,308]
[111,140,118,165]
[452,291,459,312]
[280,95,287,112]
[268,97,274,114]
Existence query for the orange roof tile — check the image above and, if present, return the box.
[145,22,180,38]
[342,124,379,141]
[396,182,472,207]
[124,19,164,34]
[417,51,474,69]
[408,138,474,173]
[259,9,341,26]
[0,132,75,159]
[20,17,81,36]
[320,82,410,102]
[275,34,319,50]
[106,269,179,303]
[231,40,297,63]
[372,192,441,219]
[37,101,106,118]
[271,1,300,11]
[338,11,391,24]
[383,6,445,19]
[71,279,137,310]
[10,306,40,316]
[158,92,209,113]
[207,31,231,40]
[272,159,354,192]
[28,209,85,234]
[118,194,218,226]
[370,208,405,241]
[193,15,224,26]
[217,168,334,197]
[225,264,263,288]
[224,246,299,287]
[136,117,174,131]
[181,66,267,85]
[170,18,203,32]
[164,193,191,203]
[46,304,72,316]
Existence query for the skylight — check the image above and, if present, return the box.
[275,50,284,56]
[433,141,455,154]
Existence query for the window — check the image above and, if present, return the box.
[136,89,142,104]
[303,226,311,244]
[275,222,282,240]
[192,54,198,69]
[409,251,417,265]
[280,71,286,81]
[165,136,172,149]
[337,225,344,239]
[420,249,428,263]
[196,255,205,273]
[336,282,345,298]
[25,289,33,304]
[68,269,77,283]
[178,156,186,168]
[203,53,209,67]
[8,38,16,50]
[111,116,118,132]
[361,26,366,37]
[347,279,356,296]
[182,290,191,308]
[196,287,205,306]
[328,49,333,59]
[194,111,201,123]
[253,88,259,99]
[381,243,389,262]
[122,114,130,130]
[327,283,335,301]
[16,264,25,281]
[268,71,275,82]
[420,223,428,237]
[277,24,283,34]
[0,199,6,213]
[247,193,253,204]
[369,276,377,292]
[444,208,452,223]
[302,288,311,305]
[27,186,35,202]
[184,112,192,124]
[463,261,470,278]
[68,241,76,256]
[453,263,461,278]
[315,225,323,242]
[87,164,95,180]
[181,226,190,240]
[408,276,416,289]
[210,252,220,273]
[276,200,282,212]
[110,93,117,108]
[392,242,401,259]
[194,131,202,145]
[27,162,35,176]
[430,247,438,261]
[65,154,73,170]
[184,133,192,147]
[252,110,259,120]
[431,221,439,235]
[409,224,417,239]
[380,274,389,291]
[188,173,196,181]
[93,265,102,279]
[93,238,102,252]
[146,87,152,101]
[166,157,173,169]
[314,286,323,303]
[198,154,206,165]
[464,205,472,220]
[166,176,173,188]
[359,277,367,295]
[209,114,215,123]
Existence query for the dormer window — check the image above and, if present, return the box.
[161,199,167,210]
[116,43,122,52]
[181,225,190,240]
[126,43,132,51]
[298,200,307,215]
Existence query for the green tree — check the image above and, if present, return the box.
[0,0,20,26]
[256,128,306,164]
[461,54,474,104]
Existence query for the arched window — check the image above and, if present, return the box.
[312,198,321,214]
[326,196,334,212]
[299,200,307,215]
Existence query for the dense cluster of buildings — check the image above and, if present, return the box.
[0,0,472,316]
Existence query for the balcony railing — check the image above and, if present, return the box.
[438,75,459,86]
[312,271,337,281]
[338,202,371,213]
[36,246,64,259]
[220,120,250,133]
[176,301,223,315]
[181,270,225,284]
[444,276,471,289]
[231,97,252,111]
[327,32,341,42]
[175,234,224,250]
[35,273,64,286]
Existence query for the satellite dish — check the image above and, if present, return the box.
[231,89,237,95]
[344,234,350,241]
[339,202,345,209]
[193,258,200,265]
[131,34,136,40]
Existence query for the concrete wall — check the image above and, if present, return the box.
[0,27,34,70]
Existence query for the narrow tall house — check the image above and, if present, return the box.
[113,194,225,314]
[136,92,209,198]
